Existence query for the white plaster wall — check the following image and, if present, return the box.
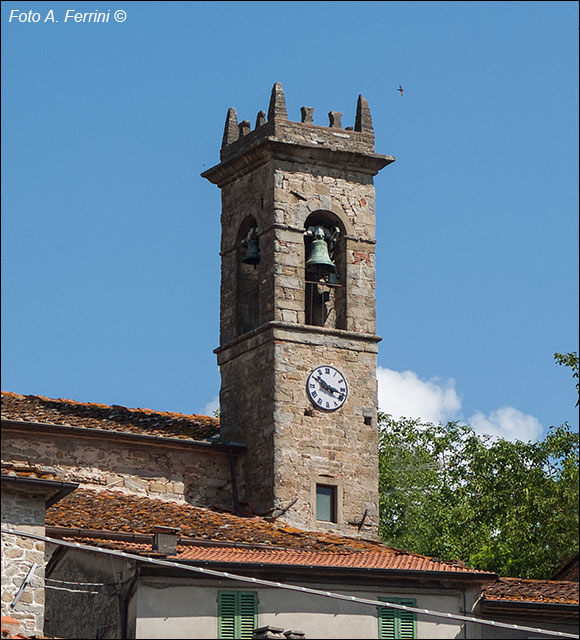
[134,579,475,639]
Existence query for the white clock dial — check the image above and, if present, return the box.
[306,365,348,412]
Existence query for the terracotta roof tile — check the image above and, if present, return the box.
[46,488,494,574]
[483,577,579,605]
[1,391,219,442]
[169,546,483,571]
[1,462,61,482]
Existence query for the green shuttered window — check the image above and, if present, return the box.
[378,597,417,639]
[218,591,258,639]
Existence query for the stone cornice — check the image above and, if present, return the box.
[215,321,381,365]
[202,137,394,188]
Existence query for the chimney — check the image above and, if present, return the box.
[152,526,179,555]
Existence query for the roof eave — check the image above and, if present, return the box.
[1,418,246,452]
[480,599,579,616]
[137,557,498,582]
[1,474,78,507]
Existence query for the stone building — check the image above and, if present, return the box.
[1,469,77,636]
[203,82,394,538]
[1,84,578,639]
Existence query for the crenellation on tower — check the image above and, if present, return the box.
[221,106,239,147]
[215,82,390,164]
[300,106,314,124]
[328,110,343,129]
[238,120,251,137]
[255,110,266,128]
[267,81,288,122]
[354,94,373,134]
[203,83,395,538]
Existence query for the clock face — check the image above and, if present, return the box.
[306,365,348,412]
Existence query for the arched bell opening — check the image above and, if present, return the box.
[236,217,261,336]
[304,211,346,329]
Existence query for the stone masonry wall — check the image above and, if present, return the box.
[1,490,47,636]
[218,336,277,513]
[219,162,274,346]
[272,335,379,537]
[2,431,237,510]
[217,323,380,536]
[218,160,378,338]
[270,161,377,334]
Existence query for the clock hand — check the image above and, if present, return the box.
[314,376,341,396]
[314,376,332,392]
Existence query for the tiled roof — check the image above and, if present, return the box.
[164,545,482,571]
[483,577,579,605]
[46,488,494,575]
[1,391,219,442]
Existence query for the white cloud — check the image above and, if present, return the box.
[376,367,544,442]
[202,395,220,417]
[377,367,461,424]
[468,406,543,442]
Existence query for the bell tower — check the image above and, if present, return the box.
[202,83,394,537]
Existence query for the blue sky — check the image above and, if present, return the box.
[2,1,578,441]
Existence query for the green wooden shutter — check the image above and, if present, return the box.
[218,592,236,639]
[238,592,258,640]
[218,591,257,639]
[378,598,397,639]
[378,597,416,640]
[397,599,417,640]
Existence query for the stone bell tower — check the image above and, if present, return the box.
[202,83,394,537]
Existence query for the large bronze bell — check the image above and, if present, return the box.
[242,237,260,266]
[306,237,335,274]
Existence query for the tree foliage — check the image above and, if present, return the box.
[554,351,579,406]
[378,414,579,579]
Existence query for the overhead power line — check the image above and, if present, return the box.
[2,527,578,640]
[45,584,101,594]
[45,578,105,586]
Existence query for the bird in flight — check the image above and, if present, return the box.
[398,85,404,96]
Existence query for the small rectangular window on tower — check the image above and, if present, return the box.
[316,484,337,522]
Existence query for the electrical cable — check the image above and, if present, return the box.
[45,578,105,586]
[45,584,101,594]
[2,527,578,639]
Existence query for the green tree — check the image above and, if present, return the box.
[554,351,579,406]
[378,415,579,579]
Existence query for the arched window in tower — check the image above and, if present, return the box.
[236,218,260,336]
[304,211,346,329]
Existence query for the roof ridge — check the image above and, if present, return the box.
[48,525,359,554]
[496,576,580,585]
[1,390,216,422]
